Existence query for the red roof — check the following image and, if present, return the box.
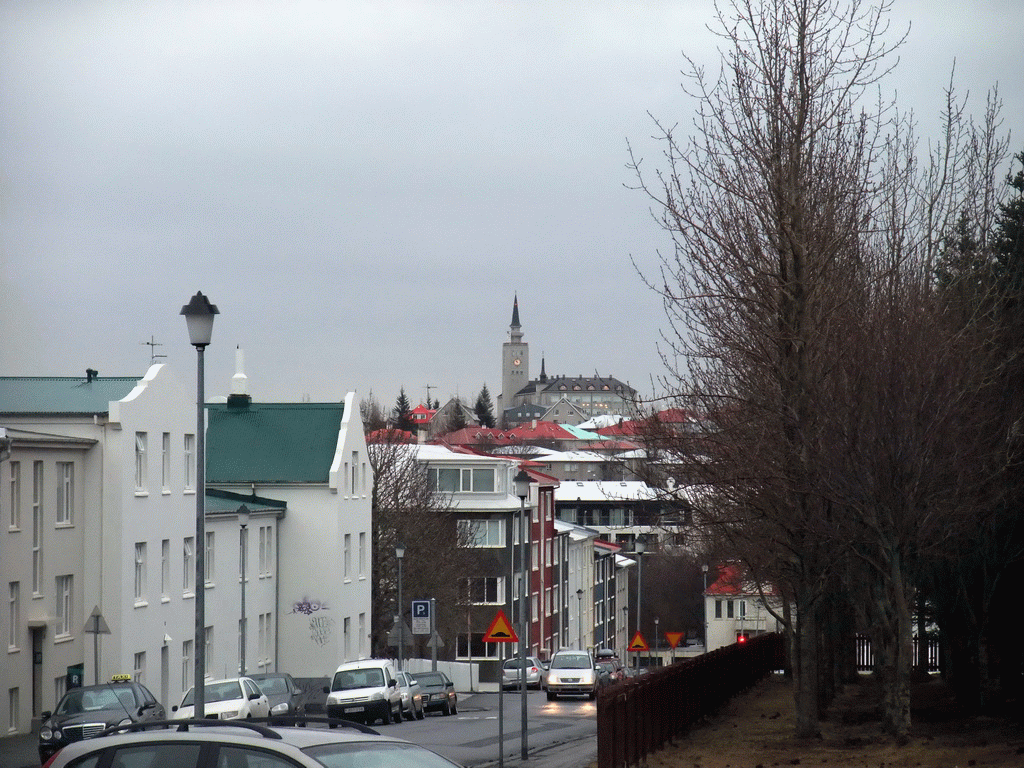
[366,428,416,444]
[507,420,575,441]
[706,564,777,596]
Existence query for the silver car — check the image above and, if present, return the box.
[545,649,598,700]
[395,671,425,720]
[39,719,464,768]
[501,656,545,690]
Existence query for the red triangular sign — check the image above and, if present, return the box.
[665,632,684,649]
[483,609,518,643]
[628,631,648,651]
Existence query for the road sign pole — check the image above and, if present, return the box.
[431,598,437,671]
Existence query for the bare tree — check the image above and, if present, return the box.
[367,430,473,659]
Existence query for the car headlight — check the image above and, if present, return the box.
[40,728,54,741]
[222,710,240,719]
[370,691,384,701]
[271,702,289,714]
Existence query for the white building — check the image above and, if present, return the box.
[705,563,785,652]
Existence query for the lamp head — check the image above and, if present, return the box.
[513,468,531,500]
[635,537,645,555]
[237,505,250,529]
[181,292,219,348]
[396,543,405,559]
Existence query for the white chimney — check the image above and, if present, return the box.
[232,346,249,395]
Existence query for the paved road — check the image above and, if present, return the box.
[0,690,597,768]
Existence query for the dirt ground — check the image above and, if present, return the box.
[641,673,1024,768]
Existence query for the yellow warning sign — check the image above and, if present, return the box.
[665,632,684,649]
[628,631,648,651]
[483,609,518,643]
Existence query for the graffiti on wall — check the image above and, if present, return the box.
[290,597,329,616]
[289,597,333,646]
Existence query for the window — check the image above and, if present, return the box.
[343,616,351,660]
[205,531,214,586]
[183,434,195,491]
[727,599,735,619]
[134,543,147,603]
[259,612,272,665]
[532,541,539,571]
[8,461,20,530]
[463,576,504,604]
[55,575,72,638]
[183,537,194,593]
[182,640,193,690]
[8,687,18,733]
[204,627,212,673]
[343,533,351,579]
[32,462,43,595]
[134,651,145,683]
[351,451,358,495]
[428,467,495,493]
[738,600,746,618]
[161,433,170,492]
[8,582,18,651]
[56,462,74,525]
[460,518,504,547]
[358,532,366,576]
[358,614,366,658]
[259,526,273,577]
[161,540,170,599]
[715,599,722,619]
[134,433,147,492]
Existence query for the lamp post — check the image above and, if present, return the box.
[513,469,531,761]
[576,589,584,650]
[654,616,659,668]
[621,606,628,658]
[181,291,218,718]
[702,564,709,653]
[396,543,405,672]
[634,536,645,673]
[238,506,250,676]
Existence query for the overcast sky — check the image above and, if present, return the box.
[2,1,1021,411]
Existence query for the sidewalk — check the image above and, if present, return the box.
[0,730,36,768]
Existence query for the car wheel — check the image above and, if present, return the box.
[450,698,458,715]
[416,702,425,720]
[443,698,452,716]
[393,702,403,724]
[588,690,597,701]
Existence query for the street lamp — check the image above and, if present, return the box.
[181,291,218,718]
[634,536,645,673]
[702,564,709,653]
[654,616,659,668]
[396,543,405,672]
[513,468,531,761]
[576,589,584,650]
[238,506,250,676]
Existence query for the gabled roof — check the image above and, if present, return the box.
[0,374,141,415]
[706,563,778,597]
[507,420,575,441]
[559,424,602,440]
[206,401,345,484]
[366,427,416,444]
[554,480,658,502]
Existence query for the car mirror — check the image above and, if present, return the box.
[41,711,52,720]
[249,692,261,700]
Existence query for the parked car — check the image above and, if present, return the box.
[249,673,307,723]
[173,677,271,720]
[38,717,466,768]
[545,649,598,700]
[502,656,545,690]
[594,649,625,687]
[411,671,458,715]
[326,659,403,726]
[395,671,425,720]
[38,675,165,764]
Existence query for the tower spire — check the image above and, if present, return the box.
[511,294,521,328]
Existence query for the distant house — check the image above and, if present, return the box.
[705,563,784,652]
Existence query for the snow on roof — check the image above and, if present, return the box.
[553,480,658,502]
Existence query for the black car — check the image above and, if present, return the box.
[249,673,307,723]
[410,671,458,716]
[38,676,165,763]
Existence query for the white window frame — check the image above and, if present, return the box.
[135,432,147,493]
[133,651,145,684]
[161,539,170,600]
[56,462,73,525]
[161,432,171,493]
[460,518,505,547]
[358,532,366,576]
[8,687,18,733]
[8,582,19,651]
[55,575,72,638]
[8,461,20,530]
[183,434,195,491]
[343,533,351,579]
[463,576,505,605]
[182,639,193,690]
[204,531,214,586]
[32,462,43,595]
[134,542,147,604]
[183,537,194,594]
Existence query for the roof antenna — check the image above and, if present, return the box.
[141,336,167,364]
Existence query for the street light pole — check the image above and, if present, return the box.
[702,564,709,653]
[396,543,405,672]
[513,469,531,762]
[634,536,645,673]
[181,291,218,719]
[576,589,584,650]
[238,506,250,676]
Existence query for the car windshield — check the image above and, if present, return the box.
[255,676,288,694]
[551,653,591,669]
[57,686,136,715]
[413,673,445,687]
[305,741,460,768]
[503,659,527,669]
[332,669,385,691]
[180,681,244,706]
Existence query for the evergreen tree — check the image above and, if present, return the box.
[474,384,496,428]
[391,387,415,433]
[448,398,468,431]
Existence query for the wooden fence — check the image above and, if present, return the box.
[595,633,785,768]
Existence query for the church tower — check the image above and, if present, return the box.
[500,295,529,414]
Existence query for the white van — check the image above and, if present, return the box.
[325,659,403,726]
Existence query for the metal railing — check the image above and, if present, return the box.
[596,633,785,768]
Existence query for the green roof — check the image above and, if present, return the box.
[0,375,141,415]
[206,400,345,484]
[561,424,603,440]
